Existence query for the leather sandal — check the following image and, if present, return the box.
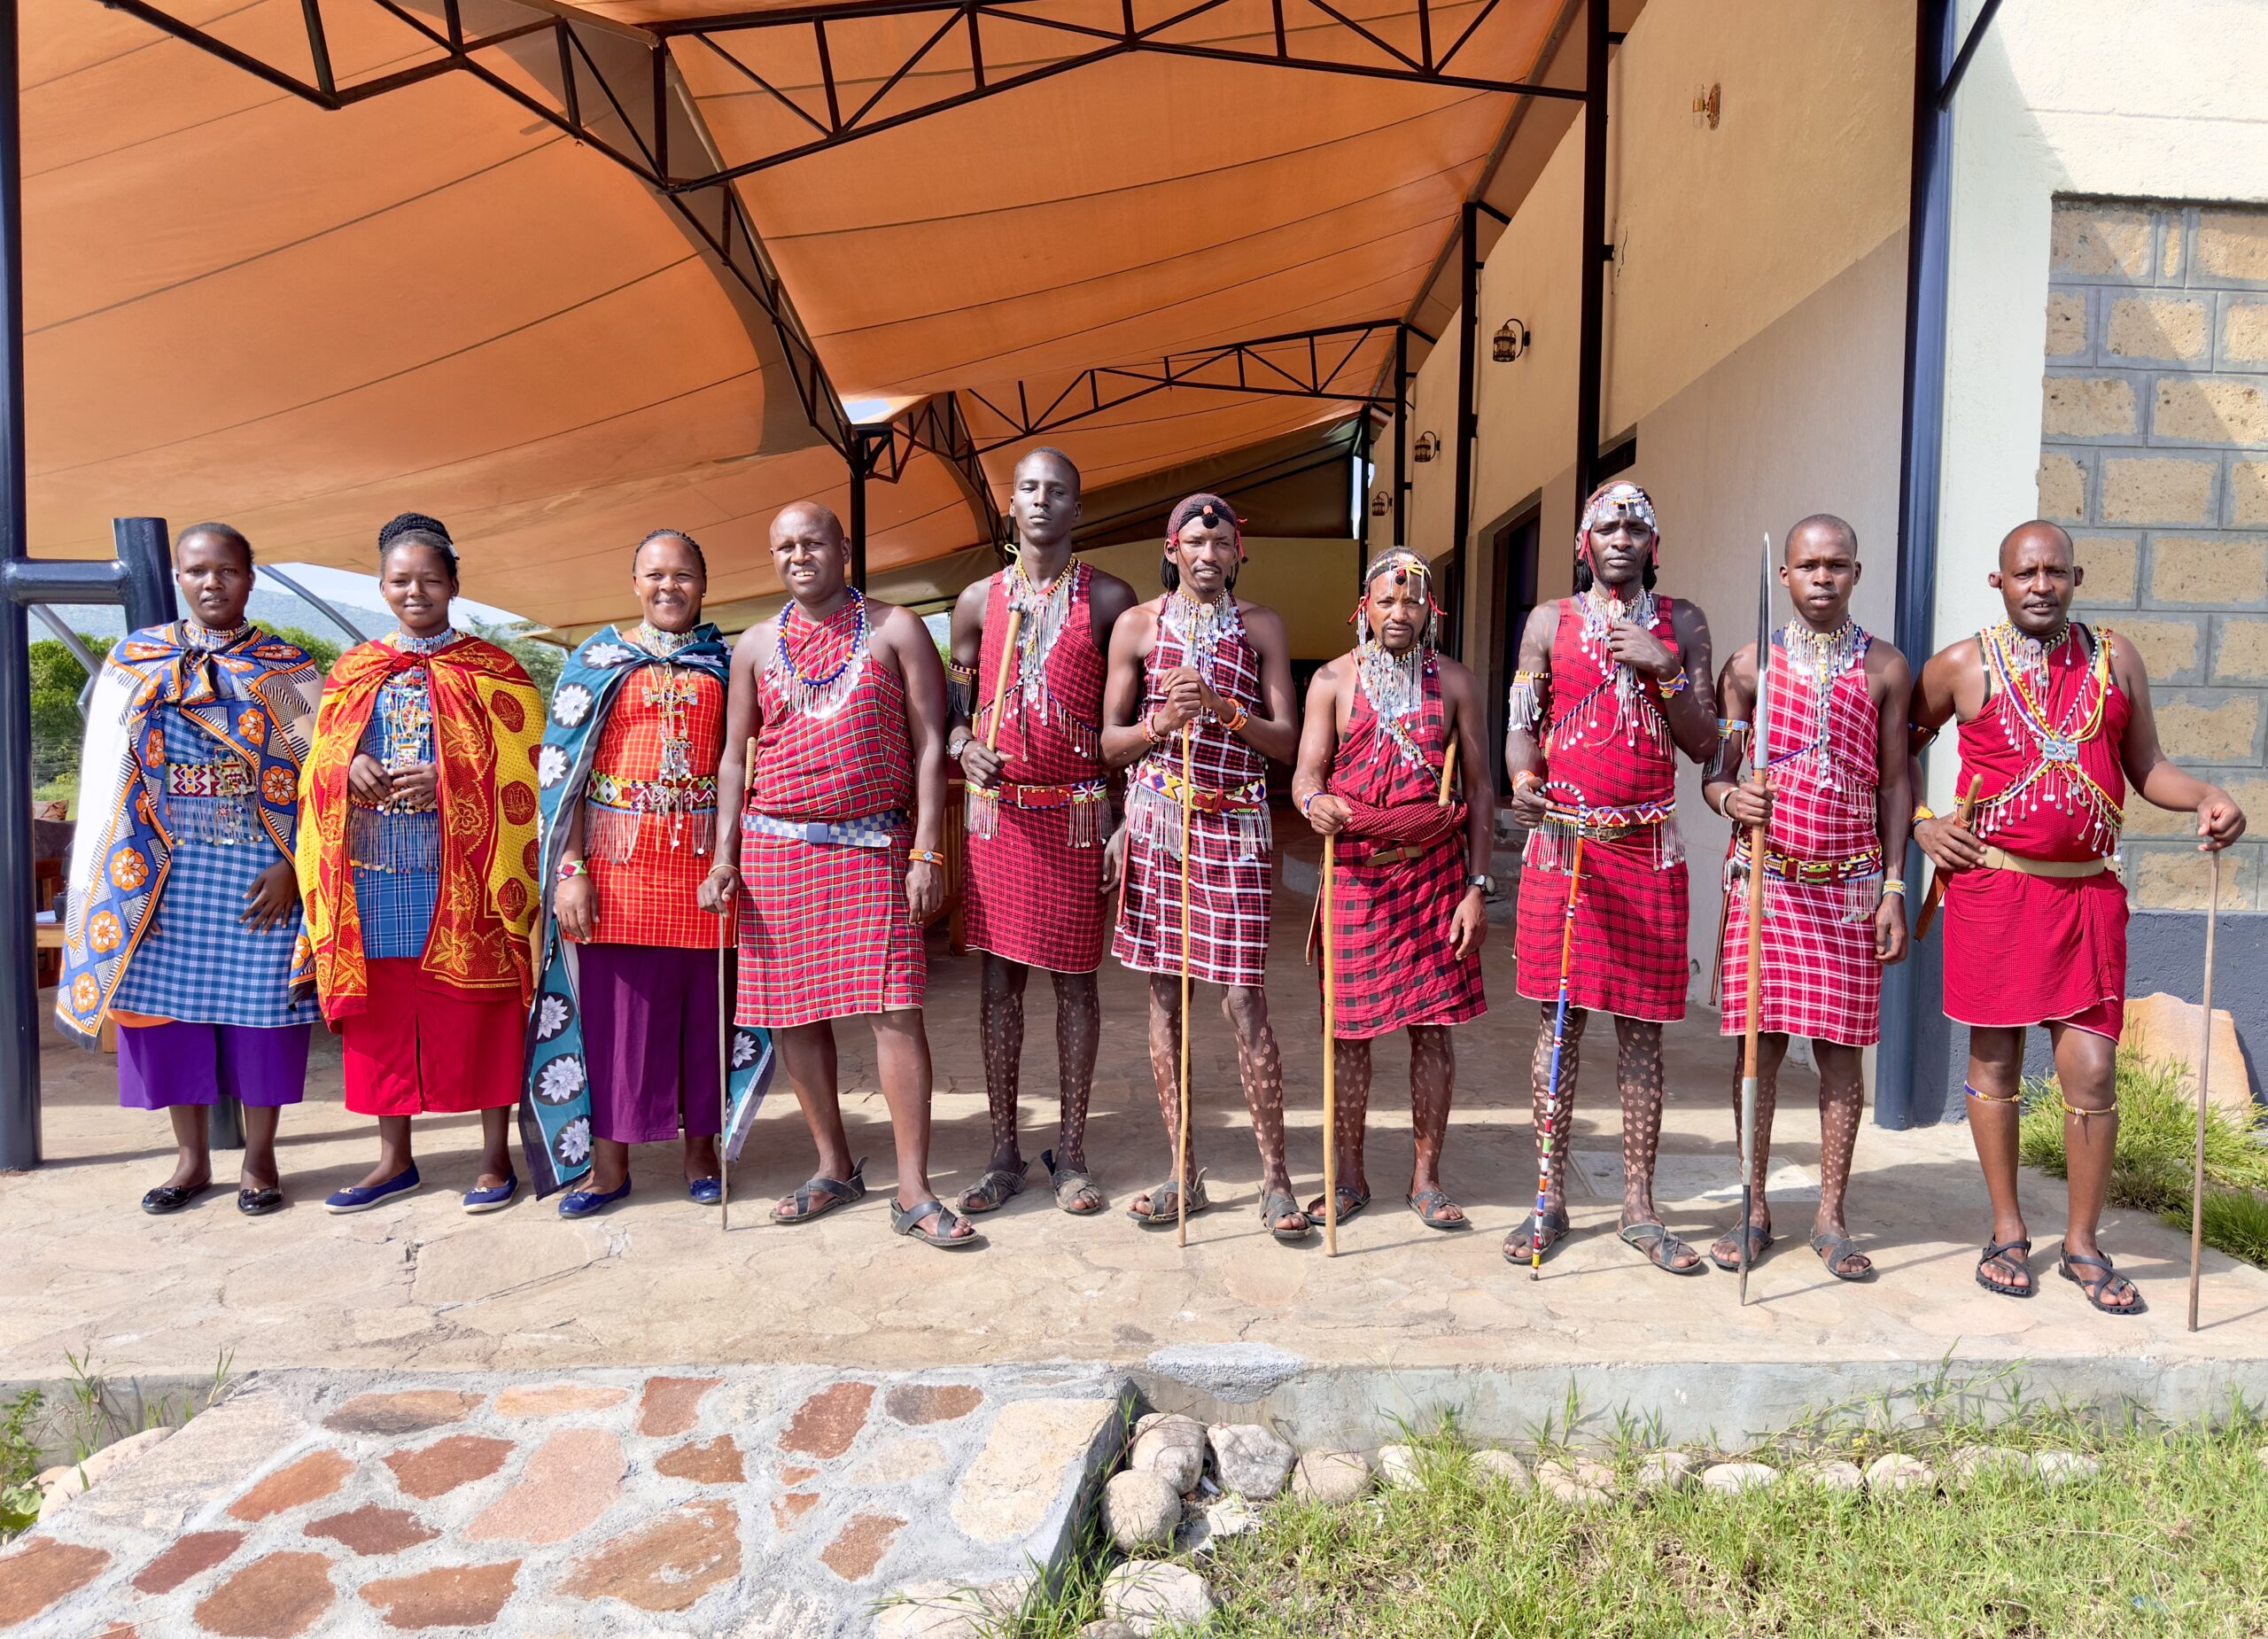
[1503,1208,1570,1264]
[954,1161,1028,1216]
[1129,1170,1208,1226]
[1619,1219,1706,1275]
[2059,1247,2144,1316]
[1710,1221,1774,1272]
[772,1158,866,1224]
[1261,1192,1312,1243]
[891,1197,982,1249]
[1406,1188,1470,1231]
[1041,1150,1104,1216]
[1975,1236,2034,1297]
[1305,1184,1370,1225]
[1809,1231,1874,1281]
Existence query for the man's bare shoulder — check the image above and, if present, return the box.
[1236,600,1287,643]
[1925,633,1983,673]
[1433,651,1479,693]
[1087,568,1141,617]
[952,578,993,623]
[1311,649,1355,687]
[1864,633,1913,685]
[733,621,776,664]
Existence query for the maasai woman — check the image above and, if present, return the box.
[525,530,732,1217]
[298,513,544,1214]
[59,523,323,1216]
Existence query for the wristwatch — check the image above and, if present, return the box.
[1465,873,1496,895]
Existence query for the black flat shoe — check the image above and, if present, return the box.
[237,1186,284,1216]
[142,1182,210,1216]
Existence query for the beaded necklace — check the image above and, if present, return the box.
[1354,639,1429,773]
[1977,618,2121,851]
[631,619,697,658]
[1161,588,1239,687]
[1558,581,1666,750]
[182,618,252,652]
[772,588,867,719]
[1772,619,1868,795]
[1003,556,1075,711]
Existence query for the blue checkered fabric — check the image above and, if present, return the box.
[742,808,905,851]
[351,673,440,960]
[111,798,315,1029]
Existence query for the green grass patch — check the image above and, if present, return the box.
[2019,1046,2268,1267]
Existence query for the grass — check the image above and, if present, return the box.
[0,1349,237,1544]
[2019,1046,2268,1267]
[1003,1379,2268,1639]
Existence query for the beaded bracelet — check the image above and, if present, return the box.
[1719,719,1750,738]
[1912,803,1937,824]
[1144,711,1169,747]
[1655,667,1690,697]
[1221,700,1250,734]
[908,848,946,866]
[556,859,588,882]
[1881,878,1907,896]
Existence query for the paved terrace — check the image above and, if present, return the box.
[8,825,2263,1416]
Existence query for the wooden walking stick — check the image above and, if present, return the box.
[1737,535,1774,1306]
[2188,848,2224,1332]
[984,608,1025,751]
[1321,832,1339,1256]
[1177,725,1195,1248]
[720,734,755,1233]
[1436,740,1458,807]
[1915,774,1984,941]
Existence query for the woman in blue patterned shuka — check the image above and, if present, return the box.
[58,524,325,1217]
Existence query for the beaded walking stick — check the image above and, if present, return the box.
[2189,849,2223,1332]
[1321,832,1339,1257]
[1177,726,1195,1248]
[1533,788,1588,1280]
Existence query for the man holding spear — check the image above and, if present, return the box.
[1705,517,1912,1285]
[1911,520,2242,1315]
[1504,480,1719,1273]
[945,449,1138,1218]
[1292,549,1491,1235]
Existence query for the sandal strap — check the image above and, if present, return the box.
[1981,1235,2031,1261]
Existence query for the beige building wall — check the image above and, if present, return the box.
[1941,0,2268,904]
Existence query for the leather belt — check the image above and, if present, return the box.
[1977,845,2109,879]
[1342,842,1431,867]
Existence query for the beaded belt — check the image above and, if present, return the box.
[165,763,252,799]
[1732,837,1884,885]
[1978,845,2109,879]
[1540,796,1675,841]
[588,771,718,812]
[742,809,905,851]
[985,777,1108,812]
[1132,765,1267,816]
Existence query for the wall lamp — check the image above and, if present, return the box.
[1493,319,1531,362]
[1370,492,1390,517]
[1414,431,1441,463]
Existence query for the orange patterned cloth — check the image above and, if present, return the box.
[296,634,544,1021]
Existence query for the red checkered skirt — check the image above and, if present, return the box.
[1515,834,1688,1021]
[1326,831,1482,1039]
[966,806,1106,973]
[735,818,924,1028]
[1717,878,1881,1045]
[1114,817,1271,988]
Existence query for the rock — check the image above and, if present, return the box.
[1791,1460,1867,1494]
[383,1434,516,1500]
[1101,1560,1216,1635]
[885,1384,985,1426]
[1864,1453,1936,1495]
[359,1561,521,1629]
[1471,1449,1531,1490]
[1946,1446,2031,1489]
[465,1428,624,1546]
[819,1513,907,1583]
[638,1375,722,1438]
[1373,1444,1423,1491]
[493,1383,628,1418]
[874,1574,1032,1639]
[1083,1624,1141,1639]
[1290,1449,1371,1504]
[132,1530,245,1596]
[781,1381,877,1461]
[1129,1414,1206,1493]
[2032,1450,2101,1487]
[1700,1462,1778,1495]
[67,1425,169,1499]
[2124,994,2253,1116]
[1103,1471,1183,1552]
[0,1540,112,1628]
[559,1498,742,1611]
[1207,1424,1294,1500]
[1635,1451,1696,1495]
[1534,1456,1615,1508]
[949,1396,1120,1546]
[228,1449,357,1522]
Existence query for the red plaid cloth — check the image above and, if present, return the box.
[736,607,924,1026]
[1514,596,1689,1021]
[1113,595,1272,986]
[1944,626,2132,1039]
[1717,633,1884,1045]
[1323,658,1481,1038]
[966,563,1108,972]
[586,668,725,951]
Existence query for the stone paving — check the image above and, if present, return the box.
[1,1366,1128,1635]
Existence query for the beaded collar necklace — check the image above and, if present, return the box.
[631,619,698,657]
[773,588,868,719]
[182,618,252,651]
[389,625,457,656]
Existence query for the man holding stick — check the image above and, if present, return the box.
[1705,516,1911,1281]
[1293,549,1490,1230]
[1911,520,2242,1315]
[1103,494,1307,1240]
[1504,480,1719,1273]
[946,449,1137,1217]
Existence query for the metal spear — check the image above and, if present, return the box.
[1738,534,1774,1306]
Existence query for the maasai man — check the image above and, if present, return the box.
[1912,520,2243,1315]
[1291,549,1489,1230]
[703,502,975,1248]
[1504,479,1719,1273]
[524,530,737,1218]
[946,448,1137,1217]
[1704,516,1911,1281]
[299,514,544,1214]
[58,523,323,1216]
[1102,493,1308,1241]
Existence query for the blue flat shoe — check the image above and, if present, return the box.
[324,1165,420,1215]
[687,1177,722,1206]
[557,1179,629,1219]
[462,1174,519,1214]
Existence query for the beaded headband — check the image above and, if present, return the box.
[1575,480,1660,565]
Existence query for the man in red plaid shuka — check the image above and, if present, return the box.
[1506,480,1720,1275]
[1292,551,1490,1232]
[946,449,1138,1220]
[1104,493,1309,1241]
[704,502,976,1250]
[1705,516,1913,1283]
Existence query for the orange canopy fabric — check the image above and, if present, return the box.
[26,0,1576,626]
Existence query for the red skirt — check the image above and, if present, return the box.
[965,803,1106,974]
[1515,835,1688,1021]
[1113,820,1271,989]
[1943,864,2127,1039]
[1325,833,1483,1039]
[736,827,925,1028]
[341,959,524,1116]
[1718,876,1883,1047]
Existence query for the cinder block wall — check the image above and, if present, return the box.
[2039,197,2268,911]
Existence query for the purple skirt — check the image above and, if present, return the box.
[579,943,723,1146]
[118,1021,311,1111]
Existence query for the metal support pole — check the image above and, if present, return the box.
[1876,0,1958,1130]
[1572,0,1608,510]
[1355,408,1373,578]
[848,433,870,592]
[0,0,30,1171]
[1392,325,1410,548]
[1452,200,1480,571]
